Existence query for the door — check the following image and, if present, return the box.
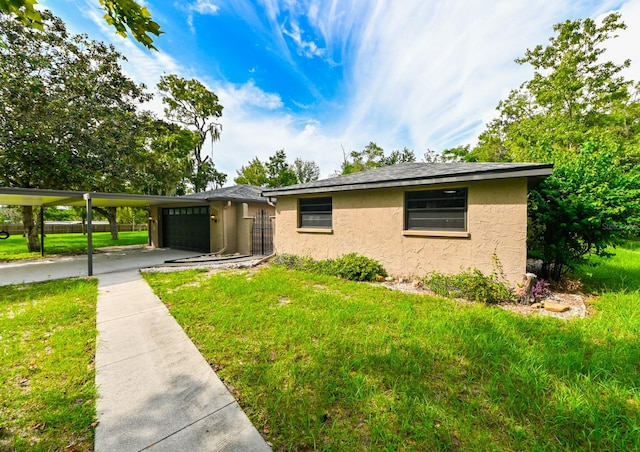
[161,206,210,252]
[251,209,273,255]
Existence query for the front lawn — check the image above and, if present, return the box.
[0,231,149,261]
[0,278,98,450]
[144,244,640,451]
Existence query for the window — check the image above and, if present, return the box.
[299,197,332,228]
[405,188,467,231]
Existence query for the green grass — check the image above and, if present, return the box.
[0,231,149,261]
[144,243,640,451]
[575,239,640,293]
[0,278,98,451]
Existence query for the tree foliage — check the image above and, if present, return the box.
[528,142,639,279]
[0,0,162,49]
[339,142,416,174]
[292,158,320,183]
[0,11,154,247]
[469,13,640,279]
[473,13,640,163]
[158,75,226,192]
[135,117,197,196]
[235,150,319,187]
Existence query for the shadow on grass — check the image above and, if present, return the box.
[145,267,640,451]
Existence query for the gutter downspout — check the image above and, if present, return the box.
[212,201,232,255]
[267,197,276,208]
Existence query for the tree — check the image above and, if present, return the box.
[235,158,268,186]
[339,142,416,175]
[234,150,318,187]
[474,13,640,163]
[158,75,226,192]
[133,117,198,196]
[0,12,151,247]
[292,158,320,183]
[383,147,417,165]
[471,13,640,279]
[0,0,162,50]
[528,142,639,279]
[265,150,297,188]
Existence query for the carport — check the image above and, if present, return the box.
[0,187,205,276]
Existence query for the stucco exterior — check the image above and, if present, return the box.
[273,178,528,285]
[149,201,274,254]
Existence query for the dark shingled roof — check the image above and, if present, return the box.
[183,184,268,203]
[262,162,553,197]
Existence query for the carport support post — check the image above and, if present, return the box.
[84,193,93,276]
[40,206,44,257]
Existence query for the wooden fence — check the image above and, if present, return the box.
[0,223,147,235]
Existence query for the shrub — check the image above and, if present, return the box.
[327,253,387,282]
[270,254,315,271]
[423,268,516,304]
[272,253,387,282]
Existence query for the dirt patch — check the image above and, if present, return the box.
[499,292,589,319]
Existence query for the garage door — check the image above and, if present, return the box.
[161,206,210,252]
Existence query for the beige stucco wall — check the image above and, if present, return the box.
[151,201,275,254]
[273,178,529,285]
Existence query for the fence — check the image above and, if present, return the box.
[0,223,148,235]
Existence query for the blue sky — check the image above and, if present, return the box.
[44,0,640,182]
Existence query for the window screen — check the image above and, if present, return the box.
[299,197,332,228]
[405,188,467,231]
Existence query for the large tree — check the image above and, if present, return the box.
[338,142,416,175]
[0,0,162,49]
[473,13,640,163]
[471,13,640,278]
[0,11,151,248]
[158,75,227,192]
[235,150,319,187]
[292,158,320,184]
[134,116,197,196]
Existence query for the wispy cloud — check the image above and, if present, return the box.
[49,0,640,181]
[190,0,219,15]
[282,21,325,58]
[185,0,220,32]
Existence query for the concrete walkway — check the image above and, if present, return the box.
[0,247,204,286]
[1,248,272,451]
[95,270,271,451]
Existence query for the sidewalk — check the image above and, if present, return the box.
[0,247,203,286]
[95,270,271,451]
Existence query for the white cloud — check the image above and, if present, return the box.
[281,0,634,155]
[47,0,640,184]
[184,0,220,32]
[190,0,219,15]
[281,21,325,58]
[218,81,284,111]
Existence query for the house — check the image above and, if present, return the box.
[149,185,275,255]
[262,163,553,285]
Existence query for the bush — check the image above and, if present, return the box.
[327,253,387,282]
[272,253,387,282]
[271,254,315,271]
[423,268,515,304]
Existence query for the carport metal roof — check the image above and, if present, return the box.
[0,187,205,208]
[0,187,205,277]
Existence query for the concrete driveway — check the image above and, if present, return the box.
[0,247,204,286]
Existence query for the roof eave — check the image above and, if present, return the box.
[262,167,554,197]
[203,196,269,204]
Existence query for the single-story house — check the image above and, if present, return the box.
[262,162,553,285]
[149,184,275,255]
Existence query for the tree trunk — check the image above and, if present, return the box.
[95,206,119,240]
[21,205,41,252]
